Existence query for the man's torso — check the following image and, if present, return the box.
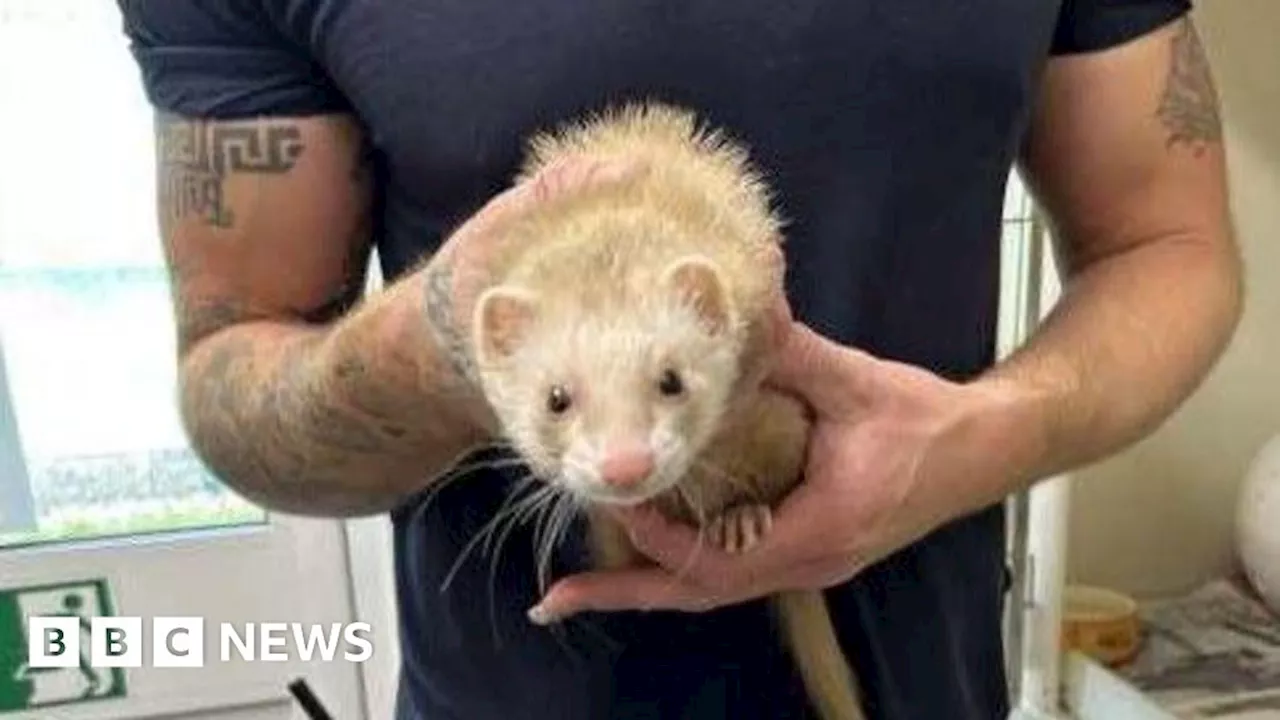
[292,2,1064,717]
[142,1,1066,717]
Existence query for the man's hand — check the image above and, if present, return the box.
[528,321,1037,621]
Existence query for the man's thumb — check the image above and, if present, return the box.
[764,322,851,408]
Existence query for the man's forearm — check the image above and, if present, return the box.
[964,17,1243,499]
[980,227,1242,491]
[179,270,495,517]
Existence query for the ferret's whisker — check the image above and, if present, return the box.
[672,524,707,586]
[673,483,707,527]
[406,441,521,528]
[483,476,537,649]
[438,455,525,482]
[439,438,517,468]
[557,456,597,478]
[537,492,588,662]
[441,482,554,594]
[422,457,528,505]
[538,492,581,594]
[529,486,558,576]
[534,496,561,595]
[670,484,708,586]
[486,475,556,646]
[524,486,574,608]
[525,489,574,649]
[488,484,556,560]
[418,437,520,493]
[488,483,561,590]
[480,473,542,558]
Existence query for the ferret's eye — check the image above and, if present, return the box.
[658,369,684,397]
[547,385,573,415]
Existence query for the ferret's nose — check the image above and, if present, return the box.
[600,442,655,488]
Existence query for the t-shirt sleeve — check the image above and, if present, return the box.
[116,0,351,119]
[1050,0,1192,55]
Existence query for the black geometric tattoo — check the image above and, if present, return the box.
[157,113,304,228]
[1156,20,1223,155]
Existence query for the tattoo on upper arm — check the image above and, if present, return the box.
[159,113,374,350]
[1156,20,1223,155]
[157,113,305,228]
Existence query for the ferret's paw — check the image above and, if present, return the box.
[707,504,773,554]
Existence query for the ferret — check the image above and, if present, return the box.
[468,103,866,720]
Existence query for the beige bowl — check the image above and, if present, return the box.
[1061,585,1142,667]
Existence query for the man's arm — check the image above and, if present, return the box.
[162,112,491,517]
[993,14,1242,482]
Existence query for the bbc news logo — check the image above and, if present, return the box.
[27,617,374,668]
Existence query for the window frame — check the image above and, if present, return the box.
[0,337,37,535]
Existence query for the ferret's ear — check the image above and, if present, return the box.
[662,255,732,336]
[473,286,539,364]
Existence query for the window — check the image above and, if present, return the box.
[0,0,264,546]
[998,170,1042,359]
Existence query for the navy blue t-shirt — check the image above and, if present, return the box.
[117,1,1189,718]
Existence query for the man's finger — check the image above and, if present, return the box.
[528,567,720,622]
[610,506,750,592]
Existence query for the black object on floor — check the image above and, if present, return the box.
[288,678,336,720]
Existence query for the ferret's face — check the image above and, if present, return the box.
[472,256,741,506]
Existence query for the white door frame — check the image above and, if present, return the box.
[344,517,399,720]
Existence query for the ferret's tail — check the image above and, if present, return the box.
[774,589,866,720]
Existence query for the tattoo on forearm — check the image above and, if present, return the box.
[185,335,401,511]
[157,113,305,228]
[168,208,369,354]
[183,323,478,515]
[423,263,477,385]
[1157,20,1222,155]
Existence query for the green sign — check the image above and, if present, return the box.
[0,579,127,713]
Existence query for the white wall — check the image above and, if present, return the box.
[1067,0,1280,599]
